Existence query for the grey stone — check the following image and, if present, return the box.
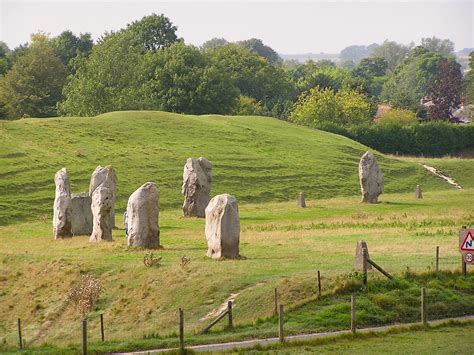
[359,151,384,203]
[89,165,117,227]
[127,182,160,248]
[415,185,423,199]
[90,185,113,242]
[205,194,240,259]
[297,192,306,208]
[182,157,212,218]
[71,192,93,236]
[355,240,372,271]
[53,168,72,239]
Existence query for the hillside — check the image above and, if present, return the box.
[0,111,450,225]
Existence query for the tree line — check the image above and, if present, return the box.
[0,13,473,130]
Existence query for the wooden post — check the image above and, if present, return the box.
[362,247,368,285]
[227,301,233,330]
[462,256,467,276]
[278,304,284,343]
[17,318,22,350]
[100,314,104,342]
[421,288,427,325]
[351,294,356,334]
[317,270,322,298]
[82,319,87,355]
[179,308,184,350]
[274,288,278,316]
[435,246,439,272]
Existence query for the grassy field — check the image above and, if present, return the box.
[0,111,452,225]
[1,111,473,353]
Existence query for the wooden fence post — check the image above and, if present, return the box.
[317,270,322,298]
[100,314,104,342]
[351,294,356,334]
[462,256,467,276]
[435,246,439,272]
[179,308,184,350]
[421,288,427,325]
[274,288,278,316]
[362,247,368,285]
[82,319,87,355]
[227,301,233,330]
[17,318,22,350]
[278,304,284,343]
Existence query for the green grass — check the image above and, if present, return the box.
[0,111,453,225]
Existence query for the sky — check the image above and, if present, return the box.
[0,0,472,54]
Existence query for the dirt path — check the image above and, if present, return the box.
[115,315,474,354]
[422,164,462,189]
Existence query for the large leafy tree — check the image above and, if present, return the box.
[421,37,454,57]
[371,40,412,72]
[0,41,9,75]
[427,58,463,119]
[144,42,239,114]
[127,13,179,51]
[201,37,229,51]
[237,38,282,65]
[50,30,93,71]
[464,52,474,104]
[0,39,67,118]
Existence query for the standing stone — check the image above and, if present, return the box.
[355,240,372,271]
[359,151,384,203]
[90,186,114,242]
[415,185,423,199]
[182,157,212,218]
[71,192,93,236]
[89,165,117,227]
[297,192,306,208]
[127,182,160,248]
[53,168,72,239]
[205,194,240,259]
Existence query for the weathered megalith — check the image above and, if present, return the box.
[359,151,384,203]
[89,165,117,227]
[71,192,93,236]
[182,157,212,218]
[53,168,72,239]
[90,186,114,242]
[127,182,160,248]
[205,194,240,259]
[415,185,423,199]
[297,192,306,208]
[355,240,372,271]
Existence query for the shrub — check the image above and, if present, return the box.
[67,275,104,318]
[376,108,418,126]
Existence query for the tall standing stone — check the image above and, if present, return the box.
[127,182,160,248]
[359,151,384,203]
[205,194,240,259]
[89,165,117,227]
[182,157,212,218]
[71,192,93,236]
[53,168,72,239]
[297,192,306,208]
[90,186,114,242]
[355,240,372,271]
[415,185,423,199]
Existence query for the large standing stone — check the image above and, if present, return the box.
[90,186,114,242]
[53,168,72,239]
[127,182,160,248]
[297,192,306,208]
[205,194,240,259]
[182,157,212,218]
[89,165,117,227]
[71,192,93,236]
[415,185,423,199]
[359,151,384,203]
[355,240,372,271]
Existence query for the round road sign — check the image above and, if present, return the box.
[465,253,473,263]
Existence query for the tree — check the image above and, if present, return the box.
[427,58,463,119]
[371,40,412,72]
[339,44,377,62]
[0,41,9,75]
[353,57,388,78]
[201,37,229,51]
[144,42,239,114]
[50,30,93,71]
[376,108,418,126]
[127,13,179,51]
[421,37,454,57]
[463,52,474,104]
[289,87,373,127]
[237,38,282,65]
[0,40,67,118]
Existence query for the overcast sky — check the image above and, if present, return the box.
[0,0,472,53]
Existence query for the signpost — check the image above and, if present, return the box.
[459,228,474,274]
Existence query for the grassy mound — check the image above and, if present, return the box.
[0,111,451,224]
